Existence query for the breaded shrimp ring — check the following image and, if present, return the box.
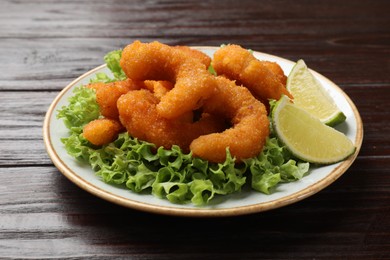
[95,78,142,119]
[141,80,194,123]
[83,118,124,146]
[212,44,292,101]
[117,89,226,152]
[120,41,217,119]
[190,77,270,163]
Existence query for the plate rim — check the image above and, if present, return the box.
[43,46,363,217]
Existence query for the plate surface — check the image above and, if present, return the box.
[43,47,363,217]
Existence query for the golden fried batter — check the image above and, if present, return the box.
[142,80,173,100]
[95,78,142,119]
[190,77,270,163]
[212,44,292,101]
[117,89,226,152]
[262,61,287,86]
[86,82,106,92]
[173,45,212,67]
[120,41,217,119]
[83,118,124,146]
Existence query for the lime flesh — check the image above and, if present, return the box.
[272,96,355,164]
[287,60,346,126]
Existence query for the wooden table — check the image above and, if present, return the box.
[1,0,389,258]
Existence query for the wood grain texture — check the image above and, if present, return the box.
[0,0,389,259]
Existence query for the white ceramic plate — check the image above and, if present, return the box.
[43,46,363,217]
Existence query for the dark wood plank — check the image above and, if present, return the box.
[0,161,389,258]
[0,0,389,91]
[0,0,389,258]
[1,36,389,91]
[1,0,388,39]
[342,85,390,157]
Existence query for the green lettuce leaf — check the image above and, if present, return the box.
[57,86,100,132]
[245,137,310,194]
[88,50,127,83]
[104,50,127,81]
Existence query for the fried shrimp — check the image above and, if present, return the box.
[212,44,292,101]
[84,42,291,163]
[117,89,226,152]
[190,77,270,163]
[95,78,142,119]
[83,118,124,146]
[262,61,287,86]
[120,41,217,119]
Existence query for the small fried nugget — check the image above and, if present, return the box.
[86,82,106,92]
[212,44,292,101]
[117,89,226,152]
[83,118,124,146]
[95,78,142,119]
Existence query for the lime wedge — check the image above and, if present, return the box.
[287,60,346,126]
[272,96,355,164]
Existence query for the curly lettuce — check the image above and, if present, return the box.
[104,50,127,81]
[57,49,310,205]
[245,137,309,194]
[57,86,100,133]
